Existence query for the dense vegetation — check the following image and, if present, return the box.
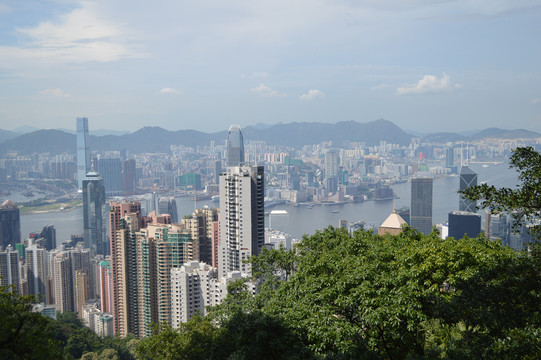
[2,228,540,359]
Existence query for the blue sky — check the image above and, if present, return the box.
[0,0,540,134]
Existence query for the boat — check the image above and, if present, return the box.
[332,210,339,213]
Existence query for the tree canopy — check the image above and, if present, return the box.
[460,146,541,239]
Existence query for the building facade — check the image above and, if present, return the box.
[411,177,433,235]
[76,117,90,190]
[82,171,107,256]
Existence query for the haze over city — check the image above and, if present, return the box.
[1,1,541,133]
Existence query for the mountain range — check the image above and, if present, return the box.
[0,119,539,155]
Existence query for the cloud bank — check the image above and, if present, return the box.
[397,73,462,95]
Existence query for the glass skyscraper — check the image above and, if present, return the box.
[82,171,107,256]
[225,124,245,167]
[76,117,90,191]
[459,165,478,212]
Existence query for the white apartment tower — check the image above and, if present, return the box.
[218,165,264,278]
[171,261,216,326]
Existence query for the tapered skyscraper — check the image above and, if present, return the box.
[459,165,477,213]
[76,117,90,191]
[225,125,245,167]
[411,177,433,235]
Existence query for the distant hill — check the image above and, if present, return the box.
[0,129,18,143]
[0,129,75,155]
[1,121,539,155]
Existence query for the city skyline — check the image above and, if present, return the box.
[0,1,540,134]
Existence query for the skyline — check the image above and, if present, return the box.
[1,1,540,133]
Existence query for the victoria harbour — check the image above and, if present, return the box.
[19,162,517,244]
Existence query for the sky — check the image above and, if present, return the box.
[0,0,540,134]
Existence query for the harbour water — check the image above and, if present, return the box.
[20,162,518,244]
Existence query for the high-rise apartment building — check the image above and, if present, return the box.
[171,261,216,326]
[26,244,50,303]
[181,208,219,265]
[52,252,74,313]
[75,270,87,317]
[219,165,264,278]
[76,117,90,191]
[225,125,245,167]
[83,171,107,256]
[109,202,142,337]
[411,177,433,235]
[459,165,478,213]
[0,246,21,294]
[0,200,20,250]
[99,260,113,314]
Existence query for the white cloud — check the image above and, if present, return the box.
[371,83,391,90]
[300,89,325,101]
[39,88,71,97]
[396,73,462,95]
[157,88,181,95]
[251,83,283,97]
[532,98,541,104]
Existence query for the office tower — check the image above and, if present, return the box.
[219,165,264,278]
[75,270,87,317]
[181,208,219,265]
[171,261,216,326]
[76,117,90,191]
[397,207,410,225]
[225,125,245,167]
[269,210,289,234]
[445,147,454,167]
[459,165,478,212]
[99,260,113,314]
[324,150,339,193]
[82,171,107,256]
[0,200,21,250]
[97,158,123,196]
[25,244,50,303]
[448,211,482,239]
[159,197,179,223]
[378,209,407,236]
[109,202,142,337]
[122,159,137,195]
[52,252,74,313]
[214,160,222,184]
[485,211,509,246]
[0,246,21,294]
[411,178,433,235]
[29,225,56,251]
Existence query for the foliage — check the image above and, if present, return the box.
[0,285,62,360]
[460,146,541,238]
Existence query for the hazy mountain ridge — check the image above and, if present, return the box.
[0,121,539,155]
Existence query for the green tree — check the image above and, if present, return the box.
[460,146,541,238]
[0,285,62,359]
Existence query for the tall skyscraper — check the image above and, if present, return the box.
[75,270,87,317]
[0,200,20,250]
[76,117,90,191]
[82,171,107,256]
[29,225,56,251]
[99,260,113,314]
[219,165,264,278]
[214,160,222,184]
[459,165,478,212]
[52,252,74,313]
[121,159,137,195]
[26,244,50,303]
[411,177,433,235]
[225,125,245,167]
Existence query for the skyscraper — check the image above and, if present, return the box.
[122,159,137,195]
[158,197,179,223]
[459,165,478,212]
[225,125,245,167]
[82,171,107,256]
[76,117,90,191]
[29,225,56,251]
[52,252,74,313]
[181,208,219,265]
[0,200,20,250]
[411,177,433,235]
[97,158,123,196]
[219,165,264,278]
[448,211,481,239]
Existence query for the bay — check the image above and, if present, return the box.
[20,162,518,245]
